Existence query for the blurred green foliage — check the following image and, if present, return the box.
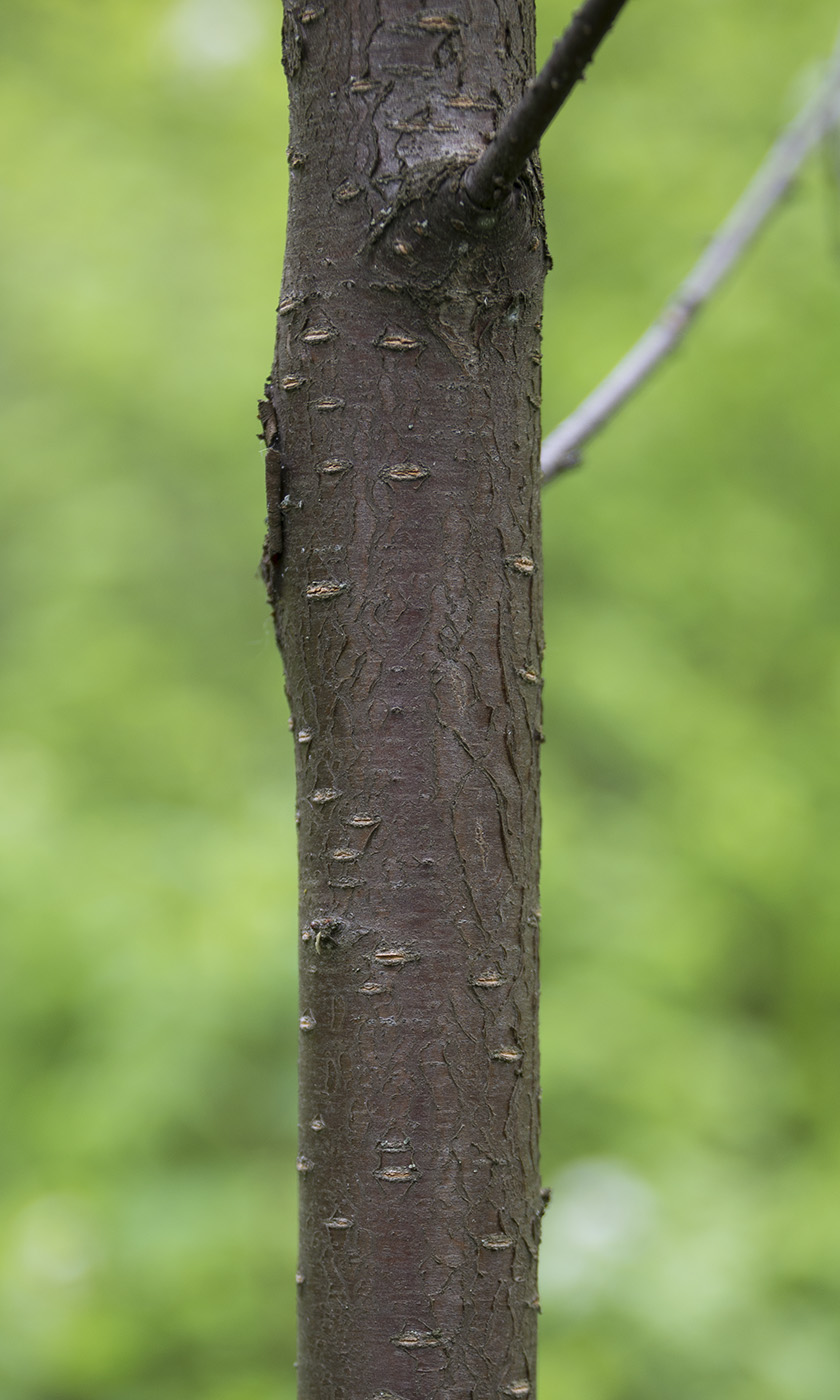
[1,1,838,1396]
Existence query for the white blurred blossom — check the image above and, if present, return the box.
[161,0,267,71]
[540,1158,657,1311]
[13,1195,100,1287]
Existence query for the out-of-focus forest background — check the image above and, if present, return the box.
[1,0,839,1395]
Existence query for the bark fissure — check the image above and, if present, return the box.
[265,4,547,1395]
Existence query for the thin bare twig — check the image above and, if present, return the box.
[463,0,632,211]
[541,31,840,484]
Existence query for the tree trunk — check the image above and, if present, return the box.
[262,4,547,1395]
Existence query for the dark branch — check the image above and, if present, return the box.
[463,0,632,210]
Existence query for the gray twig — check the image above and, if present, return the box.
[541,30,840,484]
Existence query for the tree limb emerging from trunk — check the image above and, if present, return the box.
[465,0,631,211]
[260,2,627,1396]
[541,25,840,482]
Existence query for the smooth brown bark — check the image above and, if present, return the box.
[262,4,548,1396]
